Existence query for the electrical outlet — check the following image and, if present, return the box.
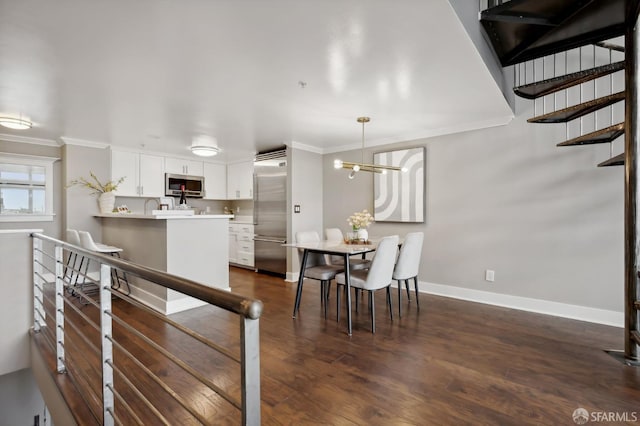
[294,205,301,213]
[485,269,495,282]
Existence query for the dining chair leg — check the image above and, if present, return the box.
[322,280,328,319]
[293,280,304,317]
[414,276,420,309]
[369,291,376,333]
[386,287,393,321]
[405,279,411,301]
[354,287,360,313]
[397,280,402,318]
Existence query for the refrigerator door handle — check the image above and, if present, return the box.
[253,172,258,225]
[253,236,287,244]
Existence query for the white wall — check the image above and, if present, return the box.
[63,144,109,240]
[448,0,515,110]
[323,97,624,318]
[0,230,41,375]
[0,368,47,426]
[288,148,324,275]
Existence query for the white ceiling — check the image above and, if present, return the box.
[0,0,512,162]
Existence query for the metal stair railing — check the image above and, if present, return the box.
[479,0,511,12]
[31,232,263,426]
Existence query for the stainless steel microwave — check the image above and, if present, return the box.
[165,173,205,198]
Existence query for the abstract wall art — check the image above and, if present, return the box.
[373,146,425,223]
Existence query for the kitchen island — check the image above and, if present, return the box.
[97,213,233,314]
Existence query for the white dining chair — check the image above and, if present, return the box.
[393,232,424,317]
[335,235,399,333]
[324,228,371,270]
[294,231,344,318]
[78,231,130,295]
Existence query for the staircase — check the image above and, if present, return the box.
[481,0,640,365]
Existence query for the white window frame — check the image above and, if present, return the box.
[0,153,58,222]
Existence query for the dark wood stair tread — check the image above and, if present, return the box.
[557,123,624,146]
[597,153,624,167]
[594,41,625,52]
[528,92,625,123]
[480,0,627,66]
[515,62,624,99]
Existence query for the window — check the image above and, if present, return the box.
[0,154,57,222]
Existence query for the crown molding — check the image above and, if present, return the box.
[0,133,60,147]
[322,114,514,154]
[60,136,110,149]
[287,141,324,154]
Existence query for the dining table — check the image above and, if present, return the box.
[286,239,378,336]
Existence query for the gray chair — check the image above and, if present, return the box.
[393,232,424,317]
[324,228,371,270]
[294,231,344,318]
[335,235,399,333]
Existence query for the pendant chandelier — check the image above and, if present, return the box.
[333,117,405,179]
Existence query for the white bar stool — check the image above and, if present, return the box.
[65,229,86,290]
[78,231,130,295]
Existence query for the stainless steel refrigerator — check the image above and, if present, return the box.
[253,148,287,276]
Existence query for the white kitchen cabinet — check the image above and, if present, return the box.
[229,223,254,267]
[111,150,139,196]
[111,150,165,197]
[165,157,203,176]
[227,161,254,200]
[228,224,238,264]
[139,154,165,197]
[203,162,227,200]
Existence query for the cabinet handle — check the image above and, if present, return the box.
[236,190,240,198]
[140,185,144,195]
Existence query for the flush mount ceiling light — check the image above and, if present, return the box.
[334,117,406,179]
[0,116,32,130]
[190,135,220,157]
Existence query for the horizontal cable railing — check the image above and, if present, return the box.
[31,232,263,426]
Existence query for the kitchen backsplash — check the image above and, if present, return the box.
[115,196,253,216]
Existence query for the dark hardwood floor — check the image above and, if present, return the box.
[36,266,640,425]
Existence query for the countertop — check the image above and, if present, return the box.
[230,215,254,224]
[95,213,234,220]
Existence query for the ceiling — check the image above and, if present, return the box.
[0,0,513,162]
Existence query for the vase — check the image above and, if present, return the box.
[98,192,116,214]
[357,228,368,242]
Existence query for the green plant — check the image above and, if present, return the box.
[68,172,125,194]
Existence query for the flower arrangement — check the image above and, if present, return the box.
[347,209,374,230]
[68,172,125,195]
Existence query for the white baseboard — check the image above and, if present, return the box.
[416,281,623,328]
[127,284,231,315]
[285,271,299,282]
[165,296,208,315]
